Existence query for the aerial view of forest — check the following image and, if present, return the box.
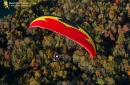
[0,0,130,85]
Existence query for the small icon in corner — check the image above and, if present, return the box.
[3,0,9,9]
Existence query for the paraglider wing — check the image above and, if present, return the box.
[29,16,96,58]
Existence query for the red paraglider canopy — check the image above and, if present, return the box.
[29,16,96,58]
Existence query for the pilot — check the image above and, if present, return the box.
[53,54,60,61]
